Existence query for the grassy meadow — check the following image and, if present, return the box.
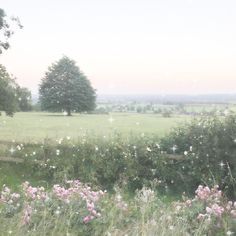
[0,112,189,142]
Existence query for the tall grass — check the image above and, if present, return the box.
[1,182,236,236]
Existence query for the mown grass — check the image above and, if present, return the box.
[0,112,189,142]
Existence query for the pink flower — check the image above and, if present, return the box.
[197,213,207,220]
[83,215,94,224]
[206,204,224,217]
[195,185,211,200]
[195,185,222,202]
[22,205,32,225]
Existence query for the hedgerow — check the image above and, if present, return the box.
[3,115,236,197]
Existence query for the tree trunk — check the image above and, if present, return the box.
[67,108,72,116]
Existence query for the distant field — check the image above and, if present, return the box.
[0,112,190,142]
[184,103,236,112]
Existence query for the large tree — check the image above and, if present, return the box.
[0,9,26,116]
[0,64,18,116]
[39,56,96,116]
[0,8,22,54]
[0,65,31,115]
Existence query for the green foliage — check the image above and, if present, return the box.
[2,115,236,198]
[39,56,96,115]
[136,106,143,113]
[0,64,18,116]
[0,65,31,115]
[160,115,236,198]
[31,102,41,111]
[0,8,22,54]
[7,135,162,192]
[16,86,32,111]
[162,109,172,118]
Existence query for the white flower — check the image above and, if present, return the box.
[116,194,122,201]
[176,205,181,211]
[8,200,13,204]
[136,187,155,203]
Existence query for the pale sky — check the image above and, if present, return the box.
[1,0,236,95]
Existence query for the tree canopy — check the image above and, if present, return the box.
[0,8,22,54]
[0,64,18,116]
[0,8,29,116]
[16,86,32,111]
[39,56,96,115]
[0,64,32,115]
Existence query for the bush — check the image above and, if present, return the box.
[160,115,236,198]
[162,110,172,117]
[88,107,109,114]
[4,134,164,192]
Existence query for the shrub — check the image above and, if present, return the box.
[160,115,236,198]
[162,110,172,117]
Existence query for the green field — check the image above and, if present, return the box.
[0,112,189,142]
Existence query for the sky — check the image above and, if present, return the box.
[1,0,236,95]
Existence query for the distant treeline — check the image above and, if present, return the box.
[97,94,236,104]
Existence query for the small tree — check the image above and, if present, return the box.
[39,56,96,116]
[0,64,18,116]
